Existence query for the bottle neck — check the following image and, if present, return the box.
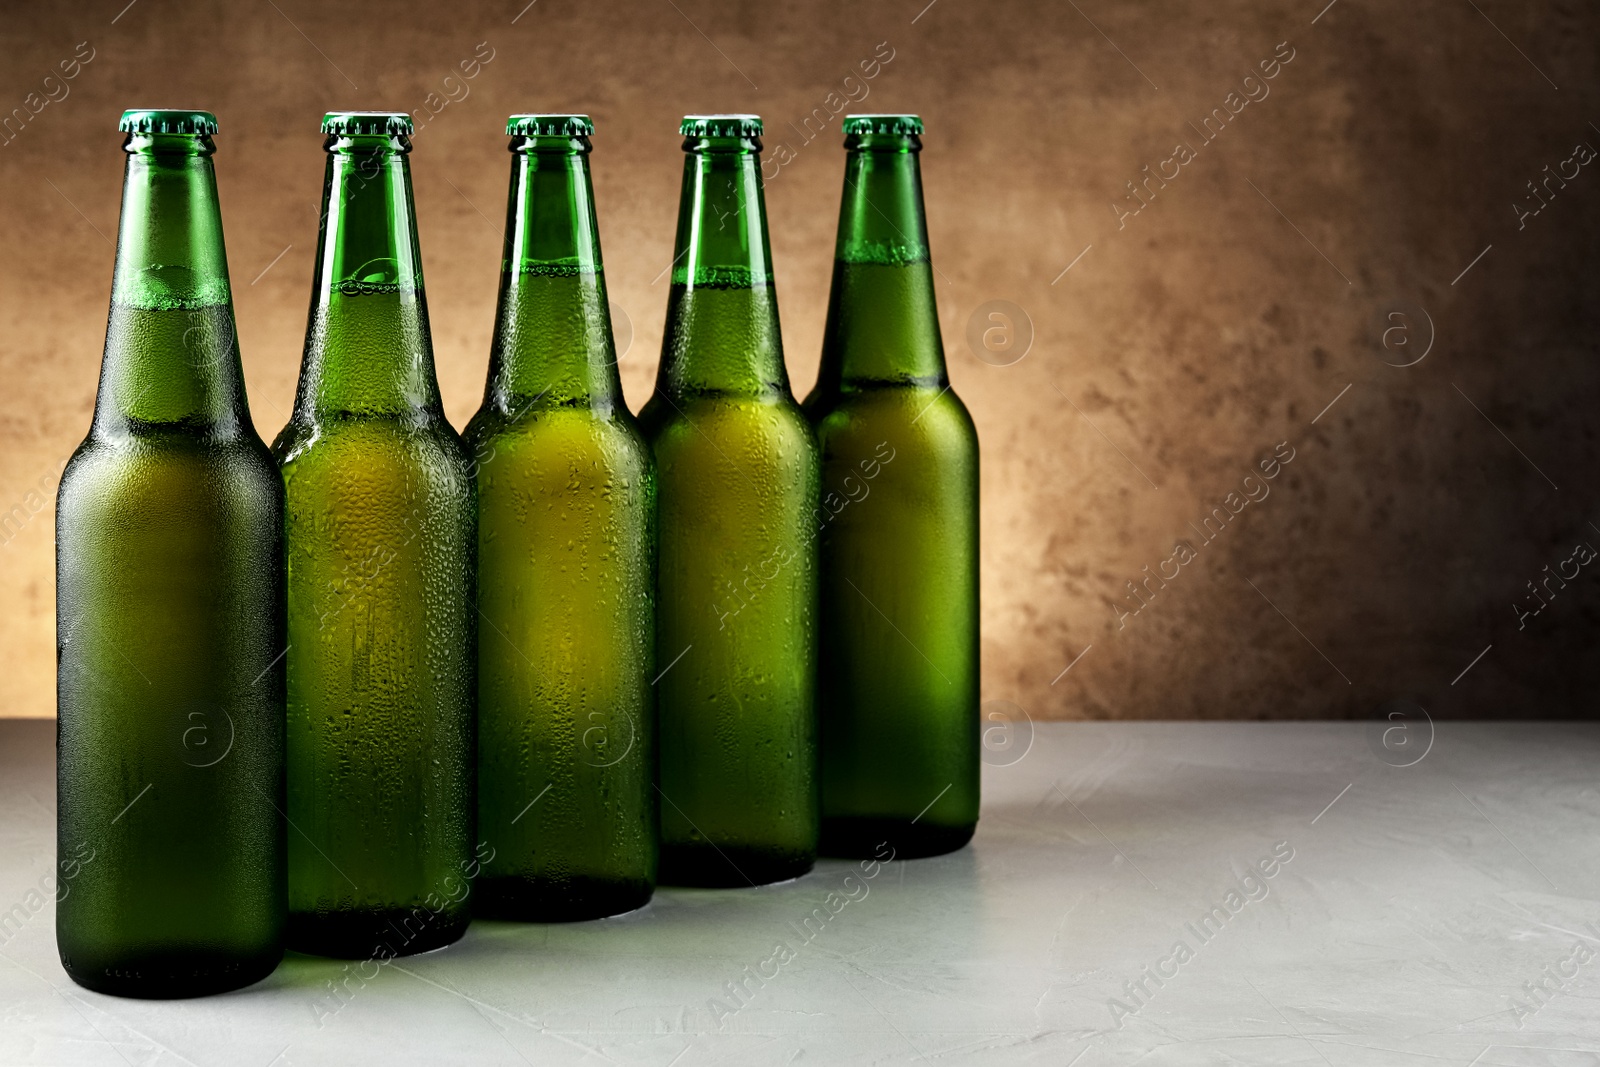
[295,134,441,420]
[483,137,622,416]
[95,133,250,436]
[818,135,946,391]
[656,141,788,398]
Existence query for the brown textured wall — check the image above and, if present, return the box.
[2,0,1597,722]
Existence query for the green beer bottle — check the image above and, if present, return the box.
[803,115,979,858]
[639,114,819,887]
[273,112,475,957]
[466,115,656,921]
[56,109,285,997]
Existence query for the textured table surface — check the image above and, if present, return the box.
[2,718,1598,1066]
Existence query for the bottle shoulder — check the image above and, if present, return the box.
[467,403,654,477]
[68,424,279,469]
[811,380,973,427]
[641,388,815,447]
[467,397,645,441]
[276,409,465,449]
[811,382,977,462]
[59,431,284,515]
[275,413,472,486]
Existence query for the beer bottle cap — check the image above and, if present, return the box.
[506,114,593,137]
[119,109,218,135]
[842,114,923,136]
[679,114,762,138]
[321,112,414,137]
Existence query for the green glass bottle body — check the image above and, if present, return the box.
[465,116,656,921]
[639,116,820,887]
[56,111,286,998]
[272,114,475,958]
[802,117,979,858]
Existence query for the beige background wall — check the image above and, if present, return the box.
[2,0,1597,721]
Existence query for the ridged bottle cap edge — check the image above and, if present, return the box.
[119,109,219,135]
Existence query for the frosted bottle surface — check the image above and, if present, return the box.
[56,110,286,998]
[273,112,475,958]
[639,115,820,888]
[466,115,656,920]
[802,115,980,859]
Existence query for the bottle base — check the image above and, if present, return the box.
[659,844,815,888]
[287,907,468,960]
[474,876,654,922]
[59,944,283,1000]
[821,817,975,860]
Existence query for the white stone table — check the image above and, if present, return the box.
[3,718,1598,1065]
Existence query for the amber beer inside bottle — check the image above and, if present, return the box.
[56,109,286,997]
[804,114,980,858]
[274,112,475,958]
